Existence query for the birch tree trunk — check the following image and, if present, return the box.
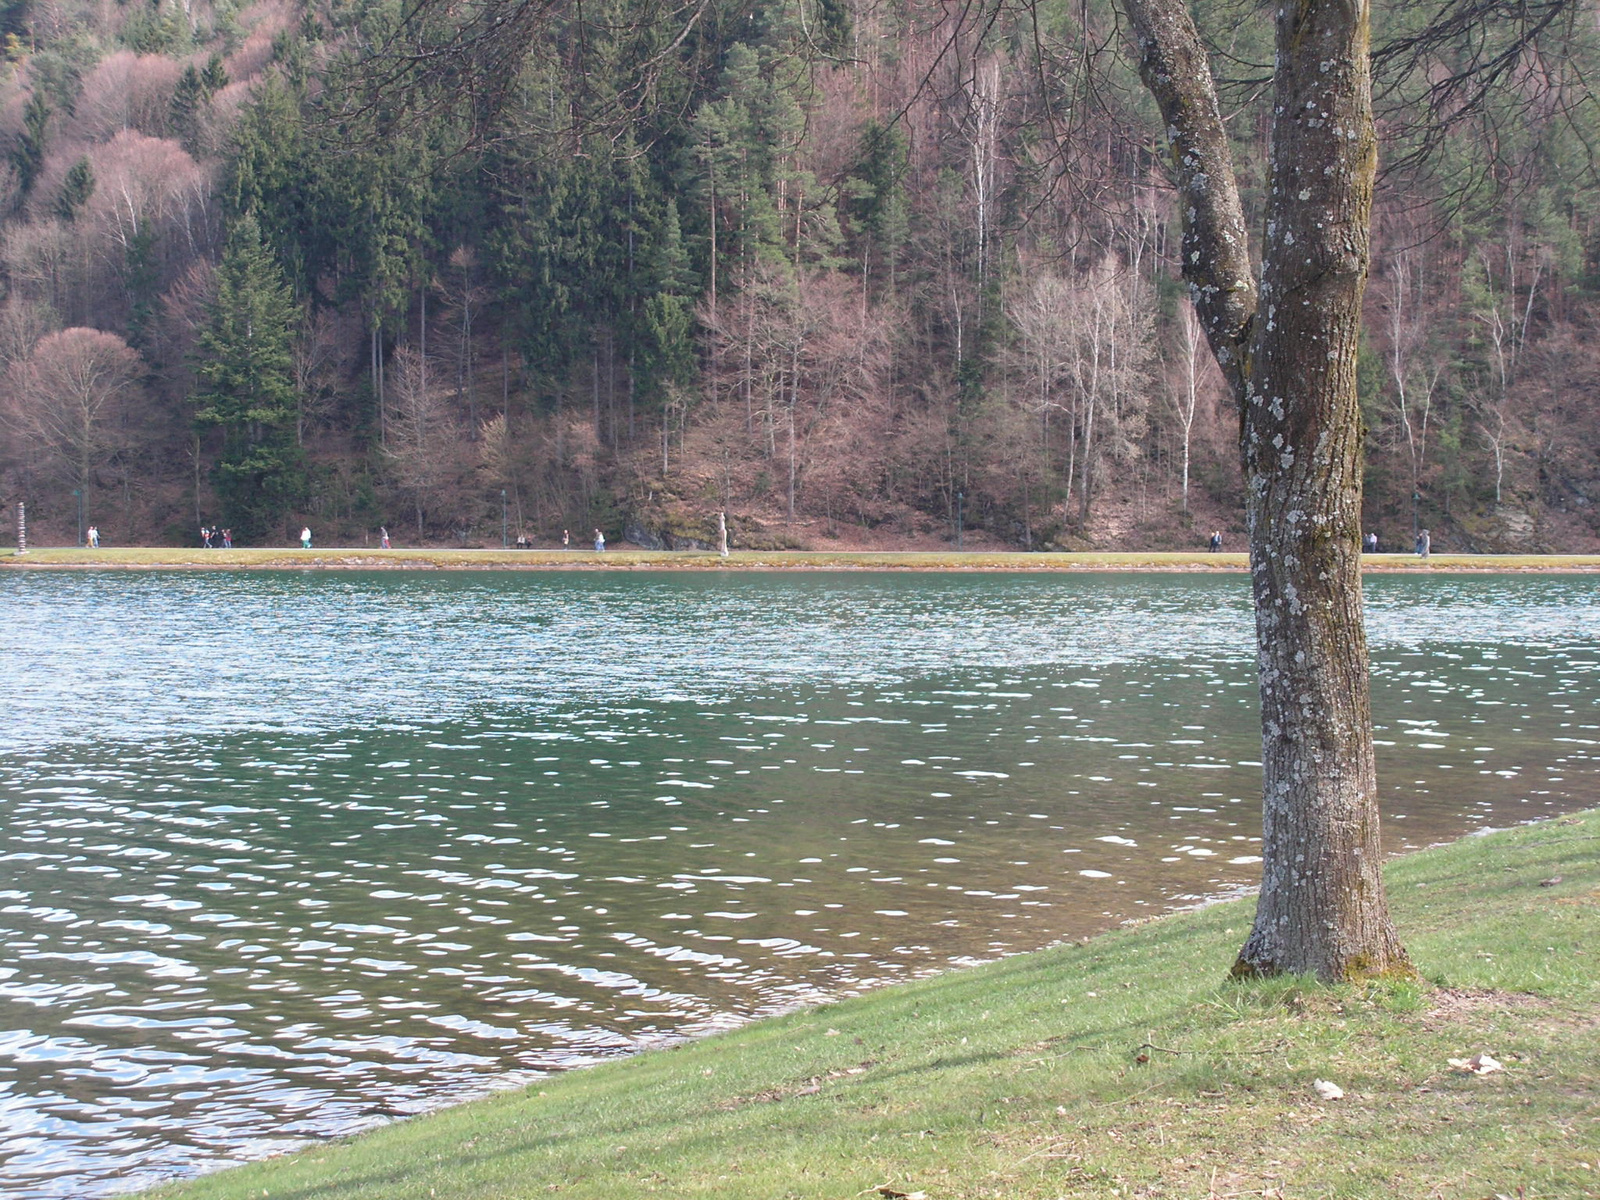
[1120,0,1411,982]
[1173,303,1202,513]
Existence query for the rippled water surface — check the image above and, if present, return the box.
[2,570,1597,1198]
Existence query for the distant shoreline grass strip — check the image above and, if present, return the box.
[10,547,1600,572]
[138,809,1600,1200]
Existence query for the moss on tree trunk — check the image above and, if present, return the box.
[1121,0,1412,981]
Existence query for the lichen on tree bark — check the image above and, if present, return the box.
[1119,0,1412,982]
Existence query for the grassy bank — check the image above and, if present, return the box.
[11,546,1600,571]
[140,810,1600,1200]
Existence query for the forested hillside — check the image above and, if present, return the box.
[0,0,1596,550]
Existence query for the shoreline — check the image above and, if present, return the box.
[134,807,1600,1200]
[9,547,1600,572]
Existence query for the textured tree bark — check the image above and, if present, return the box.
[1120,0,1412,981]
[1119,0,1255,392]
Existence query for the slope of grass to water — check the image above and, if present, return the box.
[12,547,1600,571]
[141,811,1600,1200]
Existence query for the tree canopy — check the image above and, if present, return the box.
[0,0,1594,561]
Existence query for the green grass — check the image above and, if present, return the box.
[11,546,1600,572]
[139,811,1600,1199]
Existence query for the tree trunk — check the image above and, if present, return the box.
[786,335,801,526]
[1233,0,1408,982]
[1176,304,1201,514]
[377,332,386,442]
[1120,0,1411,982]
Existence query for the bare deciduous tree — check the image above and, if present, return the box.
[0,297,59,370]
[1007,260,1154,528]
[383,345,458,537]
[1005,269,1075,475]
[1,326,147,513]
[1377,244,1447,529]
[1467,237,1546,506]
[2,220,73,319]
[959,57,1004,300]
[84,131,212,265]
[292,306,342,447]
[436,246,486,428]
[1069,260,1153,526]
[701,264,891,524]
[1167,302,1208,514]
[68,52,183,144]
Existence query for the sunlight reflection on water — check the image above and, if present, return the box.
[1,570,1596,1198]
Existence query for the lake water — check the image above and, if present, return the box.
[2,570,1596,1198]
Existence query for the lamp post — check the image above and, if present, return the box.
[501,489,508,549]
[73,489,83,548]
[956,491,964,550]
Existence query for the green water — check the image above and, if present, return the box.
[1,570,1596,1197]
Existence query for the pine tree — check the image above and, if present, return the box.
[849,122,910,299]
[123,228,160,349]
[193,215,306,540]
[201,52,229,95]
[638,198,696,403]
[170,65,206,152]
[10,90,49,196]
[54,156,94,223]
[816,0,851,53]
[486,140,610,389]
[227,75,306,248]
[125,0,188,55]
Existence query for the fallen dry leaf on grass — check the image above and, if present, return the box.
[1312,1079,1344,1100]
[1447,1053,1504,1075]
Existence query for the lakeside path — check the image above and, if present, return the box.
[9,547,1600,571]
[134,809,1600,1200]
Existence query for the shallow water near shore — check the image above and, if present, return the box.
[1,570,1596,1198]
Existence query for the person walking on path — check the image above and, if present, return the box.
[1208,530,1222,552]
[380,527,391,550]
[221,528,233,549]
[301,526,313,550]
[562,529,570,547]
[1415,529,1430,557]
[593,528,605,551]
[201,526,213,548]
[87,525,99,549]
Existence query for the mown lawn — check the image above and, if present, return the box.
[139,809,1600,1200]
